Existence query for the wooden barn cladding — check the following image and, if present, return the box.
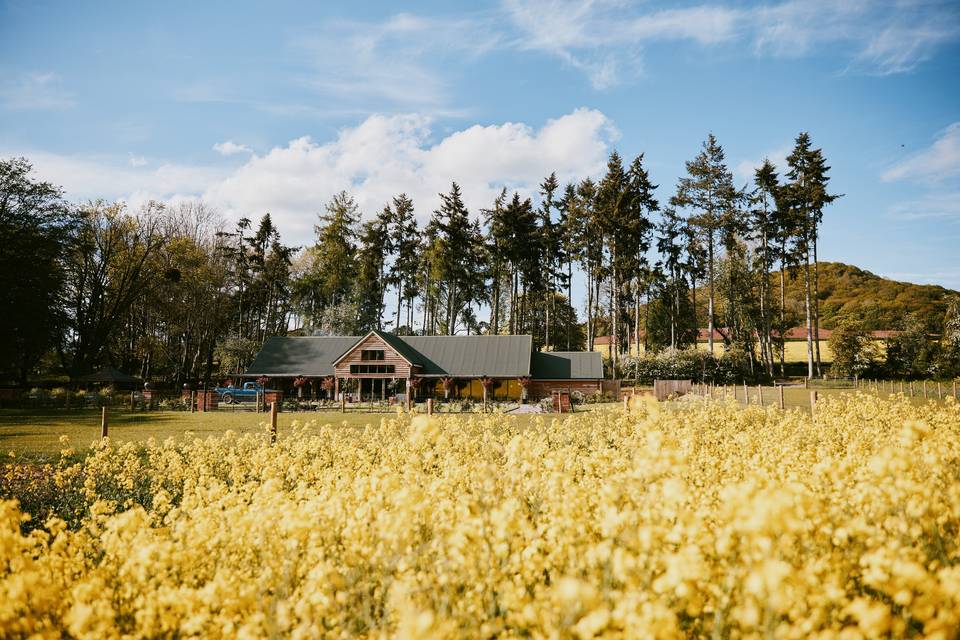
[245,330,603,400]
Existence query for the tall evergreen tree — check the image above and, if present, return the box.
[750,160,780,376]
[310,191,359,313]
[784,133,839,379]
[387,194,420,334]
[355,208,391,330]
[671,134,737,355]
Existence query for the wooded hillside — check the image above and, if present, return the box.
[779,262,956,332]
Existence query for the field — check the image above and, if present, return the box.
[2,394,960,638]
[0,405,618,459]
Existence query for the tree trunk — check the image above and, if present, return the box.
[804,253,814,380]
[586,270,594,351]
[567,259,573,349]
[812,232,822,378]
[707,233,715,354]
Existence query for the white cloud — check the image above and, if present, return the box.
[502,1,740,87]
[882,122,960,184]
[213,141,253,156]
[128,154,148,167]
[292,13,502,111]
[8,109,617,245]
[0,72,75,110]
[502,0,960,87]
[204,108,617,241]
[750,0,960,74]
[887,192,960,220]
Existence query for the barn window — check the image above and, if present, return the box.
[361,349,385,361]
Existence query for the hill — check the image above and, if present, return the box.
[779,262,957,332]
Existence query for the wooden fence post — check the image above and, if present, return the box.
[778,384,785,410]
[899,381,904,394]
[427,398,434,416]
[923,381,928,398]
[270,401,278,445]
[743,382,749,405]
[757,385,764,407]
[623,396,629,412]
[937,382,942,400]
[190,390,196,412]
[810,391,818,417]
[100,407,109,438]
[909,382,914,397]
[129,391,135,411]
[340,393,345,413]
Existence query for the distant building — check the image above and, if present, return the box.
[245,330,604,401]
[592,327,901,363]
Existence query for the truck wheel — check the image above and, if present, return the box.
[221,393,234,405]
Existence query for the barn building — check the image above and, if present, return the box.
[244,330,603,402]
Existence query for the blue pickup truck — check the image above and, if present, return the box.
[214,381,275,404]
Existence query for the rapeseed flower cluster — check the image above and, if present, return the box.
[2,394,959,638]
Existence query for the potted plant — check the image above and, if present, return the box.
[518,376,531,404]
[479,376,495,413]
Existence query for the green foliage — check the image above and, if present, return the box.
[780,262,956,332]
[0,157,74,385]
[828,319,878,377]
[619,347,757,384]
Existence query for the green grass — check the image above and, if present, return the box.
[0,404,619,459]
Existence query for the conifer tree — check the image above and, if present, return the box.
[671,134,737,355]
[784,133,839,379]
[388,194,420,335]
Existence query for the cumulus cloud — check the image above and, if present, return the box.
[7,108,617,245]
[213,141,253,156]
[204,108,617,242]
[883,122,960,184]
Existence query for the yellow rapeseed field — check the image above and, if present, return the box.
[2,395,960,639]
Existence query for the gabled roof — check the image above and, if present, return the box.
[331,330,421,366]
[246,336,360,377]
[531,351,604,379]
[244,334,605,379]
[400,335,532,377]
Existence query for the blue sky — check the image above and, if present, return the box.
[2,0,959,288]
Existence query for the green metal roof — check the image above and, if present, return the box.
[245,334,602,380]
[371,330,427,366]
[399,335,533,377]
[530,351,604,380]
[245,336,360,377]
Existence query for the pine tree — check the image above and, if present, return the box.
[784,133,839,379]
[387,194,420,335]
[671,134,737,355]
[432,183,483,334]
[355,209,391,330]
[483,189,510,335]
[750,160,780,376]
[306,191,359,325]
[538,172,562,350]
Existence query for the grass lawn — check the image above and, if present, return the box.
[0,404,619,459]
